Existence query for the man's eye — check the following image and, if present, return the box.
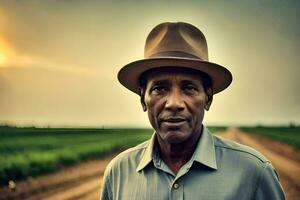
[183,86,198,94]
[151,86,166,94]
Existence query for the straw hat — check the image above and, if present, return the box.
[118,22,232,94]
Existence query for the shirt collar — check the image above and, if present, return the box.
[193,126,218,170]
[136,132,156,172]
[136,125,217,172]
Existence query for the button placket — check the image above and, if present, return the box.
[170,180,183,200]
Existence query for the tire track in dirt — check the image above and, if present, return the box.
[42,178,102,200]
[218,128,300,200]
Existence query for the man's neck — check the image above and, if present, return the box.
[156,126,203,174]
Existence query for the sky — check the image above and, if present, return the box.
[0,0,299,127]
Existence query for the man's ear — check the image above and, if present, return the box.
[139,87,147,112]
[205,87,213,111]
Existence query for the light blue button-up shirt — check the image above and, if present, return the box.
[100,126,285,200]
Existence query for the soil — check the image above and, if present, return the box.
[0,128,299,200]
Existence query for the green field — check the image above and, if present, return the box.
[240,126,300,149]
[0,126,225,185]
[0,126,153,186]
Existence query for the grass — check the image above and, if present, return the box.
[206,126,227,133]
[240,126,300,149]
[0,125,224,185]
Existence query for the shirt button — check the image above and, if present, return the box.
[173,183,179,189]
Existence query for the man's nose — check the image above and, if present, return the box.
[165,89,185,112]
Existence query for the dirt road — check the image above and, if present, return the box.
[1,129,299,200]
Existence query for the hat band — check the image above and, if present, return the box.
[148,51,204,60]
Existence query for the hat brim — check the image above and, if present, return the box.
[118,57,232,95]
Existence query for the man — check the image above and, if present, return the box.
[100,22,285,200]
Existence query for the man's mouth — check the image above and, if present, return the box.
[161,117,187,126]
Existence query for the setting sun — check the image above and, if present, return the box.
[0,53,7,65]
[0,36,18,67]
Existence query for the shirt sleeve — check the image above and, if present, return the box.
[100,168,113,200]
[254,162,285,200]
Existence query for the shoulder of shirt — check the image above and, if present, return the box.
[212,134,270,164]
[104,139,149,172]
[115,139,149,158]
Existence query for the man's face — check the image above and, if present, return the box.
[141,68,212,144]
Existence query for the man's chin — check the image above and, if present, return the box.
[159,130,190,144]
